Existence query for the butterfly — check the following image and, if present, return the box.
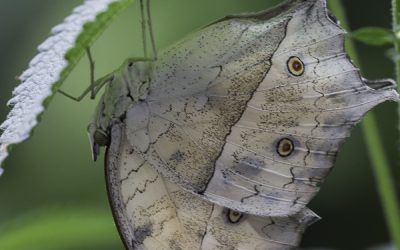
[71,0,399,248]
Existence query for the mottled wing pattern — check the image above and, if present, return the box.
[167,183,319,250]
[106,123,319,250]
[123,0,399,217]
[202,0,399,215]
[141,8,291,192]
[107,123,194,250]
[125,0,302,210]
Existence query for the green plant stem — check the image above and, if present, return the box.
[393,0,400,94]
[328,0,400,248]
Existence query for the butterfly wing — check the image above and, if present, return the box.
[139,7,292,195]
[107,122,198,250]
[200,0,399,215]
[122,0,399,217]
[167,182,319,249]
[124,0,307,213]
[106,122,319,249]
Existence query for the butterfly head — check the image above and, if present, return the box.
[88,124,109,161]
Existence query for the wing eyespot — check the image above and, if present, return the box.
[227,209,243,224]
[277,138,294,157]
[287,56,304,76]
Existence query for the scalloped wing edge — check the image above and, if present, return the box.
[0,0,135,173]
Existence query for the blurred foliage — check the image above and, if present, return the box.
[0,0,398,249]
[0,207,117,250]
[351,27,395,46]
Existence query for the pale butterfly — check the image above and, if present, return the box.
[58,0,399,249]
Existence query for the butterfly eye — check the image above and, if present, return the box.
[93,129,109,146]
[227,209,243,224]
[287,56,304,76]
[277,138,294,157]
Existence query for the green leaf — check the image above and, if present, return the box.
[351,27,395,46]
[0,207,122,250]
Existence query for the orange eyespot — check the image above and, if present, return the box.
[287,56,304,76]
[277,138,294,157]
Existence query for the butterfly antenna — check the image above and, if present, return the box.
[140,0,148,58]
[146,0,158,60]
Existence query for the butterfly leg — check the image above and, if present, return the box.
[87,47,96,99]
[58,48,112,102]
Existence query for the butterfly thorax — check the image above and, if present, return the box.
[88,58,151,160]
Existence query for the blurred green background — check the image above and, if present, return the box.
[0,0,398,249]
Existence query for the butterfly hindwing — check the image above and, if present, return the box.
[106,123,319,249]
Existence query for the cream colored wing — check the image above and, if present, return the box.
[201,0,399,216]
[138,0,296,194]
[106,123,319,250]
[124,0,399,217]
[107,123,195,250]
